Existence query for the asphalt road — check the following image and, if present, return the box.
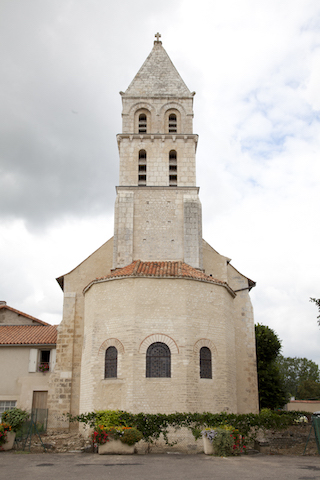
[1,452,320,480]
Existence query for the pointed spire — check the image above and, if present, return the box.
[124,34,192,98]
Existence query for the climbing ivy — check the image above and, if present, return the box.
[65,409,307,445]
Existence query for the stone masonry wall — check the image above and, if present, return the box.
[117,136,197,187]
[113,186,202,269]
[79,277,242,416]
[47,239,114,431]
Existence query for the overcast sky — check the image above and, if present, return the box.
[1,0,320,367]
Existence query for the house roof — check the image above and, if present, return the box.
[0,304,51,326]
[83,260,236,297]
[123,41,192,98]
[0,325,57,345]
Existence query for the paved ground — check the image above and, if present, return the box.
[1,452,319,480]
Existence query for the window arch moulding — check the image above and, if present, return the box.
[139,333,179,354]
[160,102,186,116]
[131,104,154,133]
[98,338,125,356]
[160,103,185,133]
[193,338,217,356]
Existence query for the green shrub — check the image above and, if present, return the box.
[94,410,128,428]
[92,425,143,445]
[211,426,234,456]
[121,427,143,445]
[2,408,29,432]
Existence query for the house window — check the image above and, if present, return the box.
[0,400,16,421]
[39,350,50,372]
[168,113,177,133]
[138,150,147,185]
[105,346,118,378]
[146,342,171,378]
[138,114,147,133]
[169,150,177,186]
[200,347,212,379]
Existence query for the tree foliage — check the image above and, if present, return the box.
[255,324,287,409]
[310,297,320,326]
[297,379,320,400]
[276,355,320,398]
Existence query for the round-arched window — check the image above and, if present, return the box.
[168,113,177,133]
[200,347,212,379]
[146,342,171,377]
[105,346,118,378]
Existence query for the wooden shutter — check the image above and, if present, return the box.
[28,348,38,372]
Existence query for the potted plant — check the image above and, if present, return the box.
[202,427,218,454]
[0,423,13,451]
[1,408,29,450]
[92,425,143,454]
[39,363,50,372]
[202,425,246,456]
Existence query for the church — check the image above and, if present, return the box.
[48,34,259,431]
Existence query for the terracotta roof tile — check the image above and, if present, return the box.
[84,260,235,296]
[0,325,57,345]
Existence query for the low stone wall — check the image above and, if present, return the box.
[135,427,203,454]
[14,432,92,453]
[9,424,319,455]
[255,424,318,456]
[286,401,320,413]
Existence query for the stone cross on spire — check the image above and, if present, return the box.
[154,32,162,44]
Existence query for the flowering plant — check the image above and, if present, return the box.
[0,423,12,447]
[294,415,308,424]
[92,424,109,445]
[202,425,246,456]
[39,363,50,372]
[230,428,246,455]
[92,425,143,446]
[202,427,219,442]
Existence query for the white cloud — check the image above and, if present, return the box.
[0,0,320,368]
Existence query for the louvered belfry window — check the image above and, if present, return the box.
[168,113,177,133]
[138,113,147,133]
[200,347,212,379]
[105,346,118,378]
[146,342,171,377]
[138,149,147,185]
[169,150,177,186]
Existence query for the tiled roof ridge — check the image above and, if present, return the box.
[0,304,50,326]
[83,261,235,296]
[0,324,58,345]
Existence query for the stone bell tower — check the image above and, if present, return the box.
[47,34,259,433]
[113,33,203,269]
